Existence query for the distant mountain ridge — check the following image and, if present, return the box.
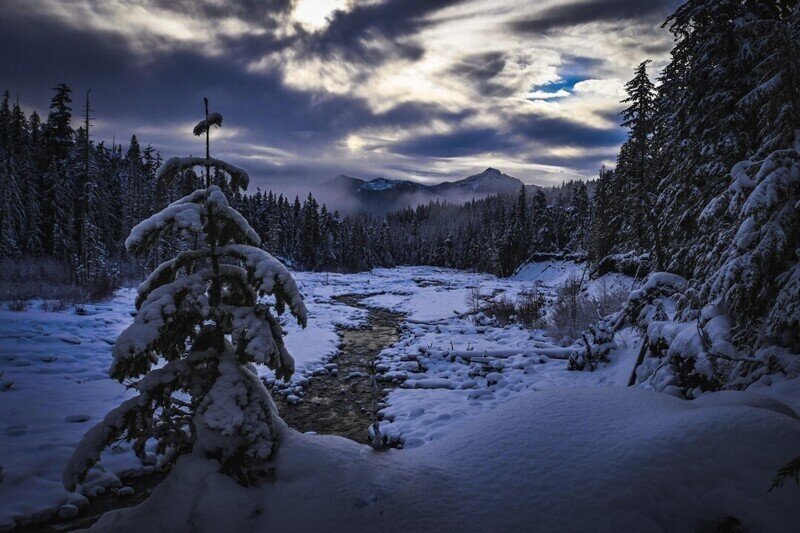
[320,168,527,214]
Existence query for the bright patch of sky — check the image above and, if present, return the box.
[292,0,348,31]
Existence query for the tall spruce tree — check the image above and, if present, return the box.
[616,60,662,267]
[42,84,74,256]
[629,1,800,398]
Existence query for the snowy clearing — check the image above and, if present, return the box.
[1,262,797,530]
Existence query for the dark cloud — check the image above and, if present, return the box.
[391,114,624,160]
[450,52,506,81]
[512,116,625,147]
[448,52,516,97]
[2,0,675,188]
[558,55,608,80]
[392,127,512,158]
[0,3,482,189]
[512,0,679,34]
[302,0,464,64]
[147,0,293,23]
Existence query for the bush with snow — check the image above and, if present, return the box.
[569,272,684,372]
[514,287,546,328]
[63,102,306,491]
[548,273,596,344]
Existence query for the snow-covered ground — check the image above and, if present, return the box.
[91,387,800,532]
[1,262,798,530]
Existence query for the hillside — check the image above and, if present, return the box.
[318,168,528,214]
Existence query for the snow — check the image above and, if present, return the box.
[628,271,687,301]
[0,292,143,528]
[0,279,344,528]
[511,259,586,284]
[2,263,798,529]
[192,112,223,136]
[89,387,800,532]
[124,202,202,252]
[156,157,250,191]
[359,178,402,191]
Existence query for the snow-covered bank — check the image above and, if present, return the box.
[89,387,800,532]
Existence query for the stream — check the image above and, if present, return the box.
[273,294,404,443]
[23,293,403,532]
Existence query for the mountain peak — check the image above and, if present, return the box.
[444,167,523,193]
[332,174,363,183]
[320,168,525,214]
[360,177,402,191]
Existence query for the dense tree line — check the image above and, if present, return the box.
[236,181,591,277]
[569,0,800,426]
[0,85,204,294]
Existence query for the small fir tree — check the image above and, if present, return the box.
[64,100,307,491]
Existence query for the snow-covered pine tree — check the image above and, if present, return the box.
[615,61,661,268]
[63,100,307,491]
[692,2,800,363]
[630,1,800,396]
[42,84,74,257]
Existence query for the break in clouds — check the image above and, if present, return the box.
[2,0,679,189]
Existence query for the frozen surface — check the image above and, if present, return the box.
[90,387,800,532]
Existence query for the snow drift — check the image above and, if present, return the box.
[88,387,800,532]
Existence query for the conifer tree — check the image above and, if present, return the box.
[64,100,307,490]
[590,167,613,261]
[42,84,74,255]
[615,60,661,267]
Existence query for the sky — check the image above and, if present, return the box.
[2,0,680,190]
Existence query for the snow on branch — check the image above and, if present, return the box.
[169,188,208,207]
[628,272,688,302]
[136,249,210,308]
[157,156,250,191]
[111,272,211,379]
[63,396,141,491]
[222,244,308,326]
[195,353,280,467]
[64,353,211,490]
[223,304,295,380]
[207,187,262,247]
[193,112,223,136]
[125,202,203,254]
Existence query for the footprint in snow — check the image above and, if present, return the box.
[58,333,82,344]
[5,424,27,436]
[65,415,90,423]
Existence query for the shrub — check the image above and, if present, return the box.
[0,257,124,304]
[87,269,120,301]
[548,274,596,344]
[465,285,483,315]
[483,294,517,325]
[7,299,28,312]
[515,288,546,328]
[593,277,630,318]
[41,299,70,312]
